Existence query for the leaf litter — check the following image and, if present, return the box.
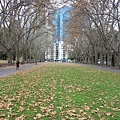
[0,63,120,119]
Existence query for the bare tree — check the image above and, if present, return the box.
[66,0,120,68]
[0,0,54,64]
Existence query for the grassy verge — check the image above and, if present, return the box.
[0,63,120,120]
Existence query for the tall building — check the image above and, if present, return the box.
[52,6,71,62]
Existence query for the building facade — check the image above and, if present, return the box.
[52,6,71,62]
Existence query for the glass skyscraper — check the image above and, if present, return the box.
[52,5,71,62]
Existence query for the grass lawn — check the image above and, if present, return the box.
[0,63,120,120]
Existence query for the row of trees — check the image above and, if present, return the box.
[0,0,54,64]
[0,0,119,68]
[66,0,120,68]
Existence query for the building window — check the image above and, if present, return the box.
[56,50,59,59]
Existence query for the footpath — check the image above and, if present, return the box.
[0,62,120,78]
[81,63,120,74]
[0,63,42,78]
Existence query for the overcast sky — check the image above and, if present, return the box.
[51,0,72,8]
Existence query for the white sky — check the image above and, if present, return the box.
[50,0,72,8]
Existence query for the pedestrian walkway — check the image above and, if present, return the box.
[0,63,41,78]
[81,63,120,74]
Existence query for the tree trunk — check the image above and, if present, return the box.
[26,49,29,63]
[100,52,103,66]
[21,49,25,64]
[117,53,120,69]
[29,47,32,63]
[95,44,98,65]
[7,50,13,65]
[16,43,19,61]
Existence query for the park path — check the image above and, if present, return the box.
[0,62,44,78]
[80,63,120,74]
[0,62,120,78]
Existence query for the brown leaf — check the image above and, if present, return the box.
[0,113,5,117]
[92,108,99,114]
[4,102,12,110]
[83,105,90,111]
[79,109,86,116]
[0,118,8,120]
[15,115,26,120]
[104,112,112,116]
[19,106,24,112]
[0,103,4,109]
[78,118,87,120]
[111,107,120,111]
[66,109,76,116]
[34,113,42,119]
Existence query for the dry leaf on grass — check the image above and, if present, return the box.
[15,115,26,120]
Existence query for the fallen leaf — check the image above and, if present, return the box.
[35,113,42,119]
[15,115,26,120]
[83,105,90,111]
[104,112,112,116]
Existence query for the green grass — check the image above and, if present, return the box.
[0,63,120,120]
